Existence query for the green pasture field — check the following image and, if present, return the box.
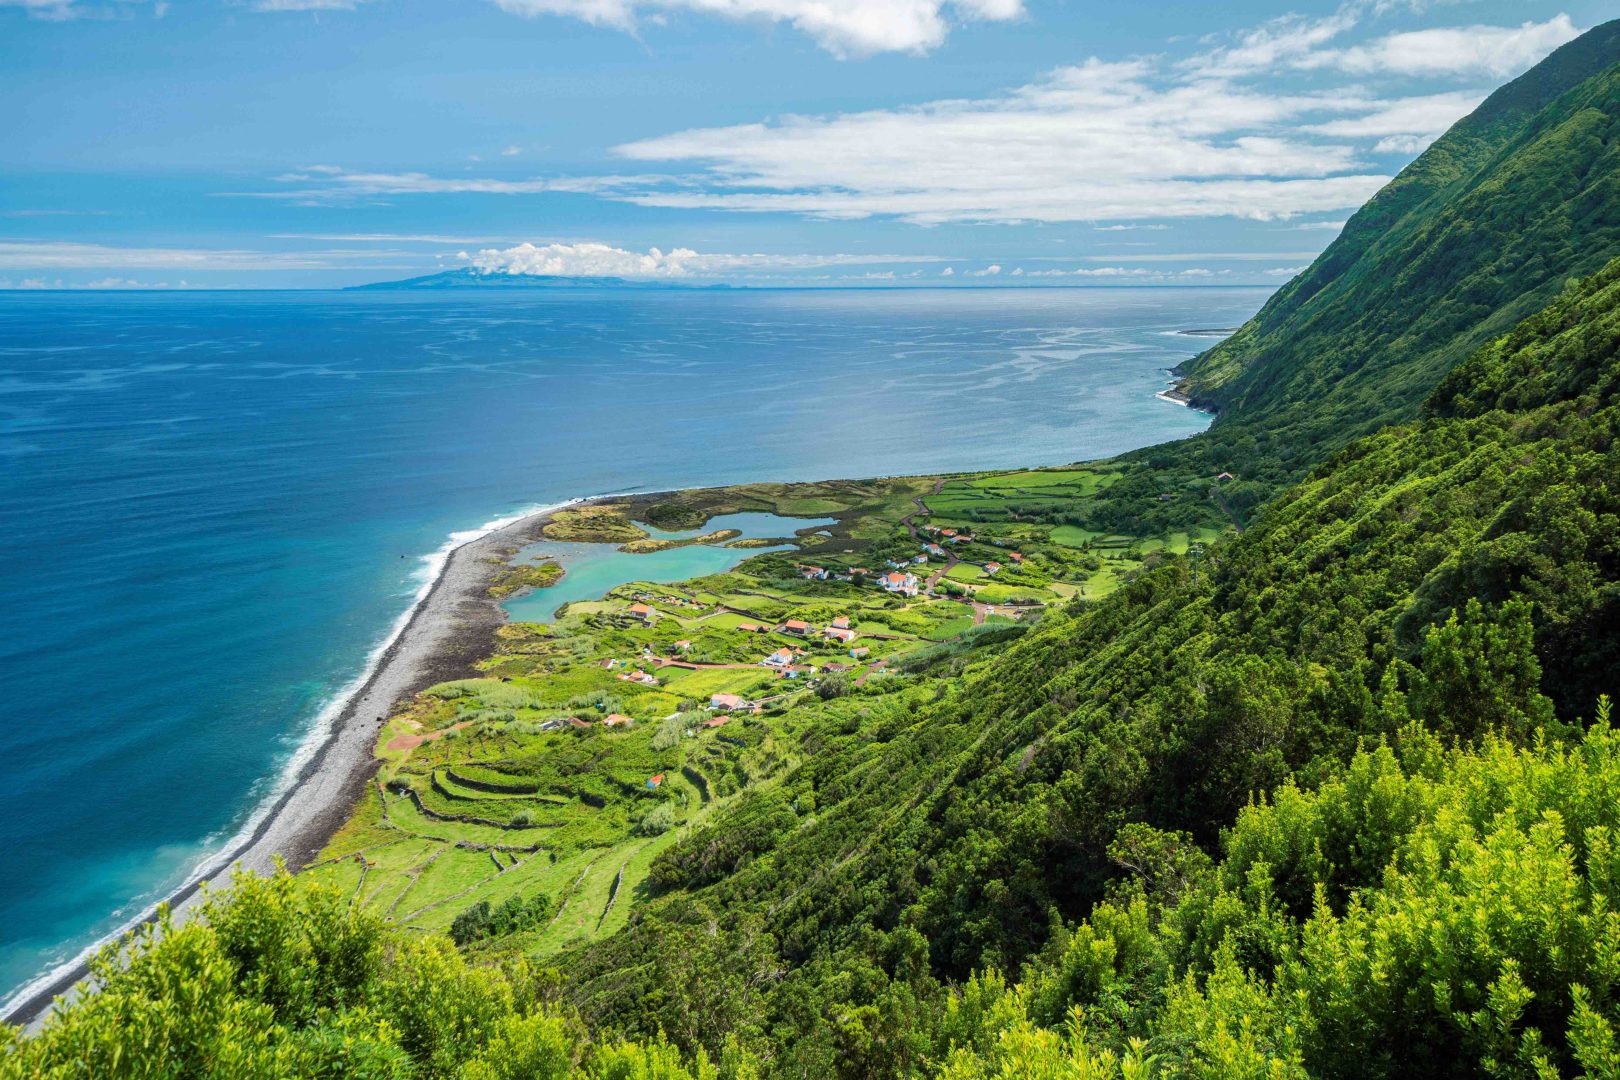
[316,469,1202,969]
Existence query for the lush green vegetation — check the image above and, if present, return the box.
[0,871,747,1079]
[1178,19,1620,463]
[9,27,1620,1077]
[308,473,1129,960]
[486,559,564,600]
[543,236,1620,1080]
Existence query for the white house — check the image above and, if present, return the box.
[878,571,920,597]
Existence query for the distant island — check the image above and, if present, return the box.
[13,19,1620,1079]
[350,268,736,291]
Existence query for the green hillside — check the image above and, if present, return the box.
[9,23,1620,1080]
[551,255,1620,1076]
[1177,19,1620,468]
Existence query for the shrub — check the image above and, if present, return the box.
[633,802,677,837]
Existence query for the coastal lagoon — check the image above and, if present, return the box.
[503,512,838,621]
[0,285,1265,1005]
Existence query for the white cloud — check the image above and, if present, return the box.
[1022,266,1224,279]
[1263,264,1310,275]
[501,145,523,156]
[0,238,956,283]
[1095,224,1170,232]
[218,10,1579,229]
[940,267,955,276]
[269,233,519,244]
[611,57,1410,224]
[1184,10,1360,79]
[599,7,1577,227]
[0,241,425,271]
[0,276,191,289]
[967,264,1002,276]
[81,277,179,288]
[461,241,947,278]
[1,0,167,19]
[0,0,76,17]
[1300,15,1581,77]
[1371,133,1433,153]
[1186,10,1579,80]
[1307,90,1485,139]
[488,0,1021,56]
[1078,251,1324,262]
[230,169,661,201]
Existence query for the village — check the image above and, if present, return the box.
[313,468,1231,962]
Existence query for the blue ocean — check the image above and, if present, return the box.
[0,286,1264,1004]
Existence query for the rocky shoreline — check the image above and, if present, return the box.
[2,500,587,1028]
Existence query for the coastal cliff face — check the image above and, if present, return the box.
[1176,19,1620,465]
[11,22,1620,1080]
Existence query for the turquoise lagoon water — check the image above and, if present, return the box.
[0,286,1267,1006]
[503,512,839,621]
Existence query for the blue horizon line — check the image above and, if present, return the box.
[0,283,1277,294]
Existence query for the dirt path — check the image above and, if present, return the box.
[923,556,959,592]
[655,659,763,671]
[899,480,962,594]
[1210,487,1246,533]
[898,479,948,541]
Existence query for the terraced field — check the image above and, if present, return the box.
[314,709,781,957]
[313,470,1225,964]
[926,467,1122,516]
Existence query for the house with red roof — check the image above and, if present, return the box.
[627,603,655,623]
[602,713,634,728]
[762,648,795,668]
[782,619,811,636]
[878,571,919,596]
[710,692,747,711]
[824,626,857,644]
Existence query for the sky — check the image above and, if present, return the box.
[1,0,1611,288]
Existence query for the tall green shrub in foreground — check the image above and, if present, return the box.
[10,708,1618,1077]
[932,703,1620,1079]
[0,870,745,1079]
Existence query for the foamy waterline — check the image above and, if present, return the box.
[0,495,596,1022]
